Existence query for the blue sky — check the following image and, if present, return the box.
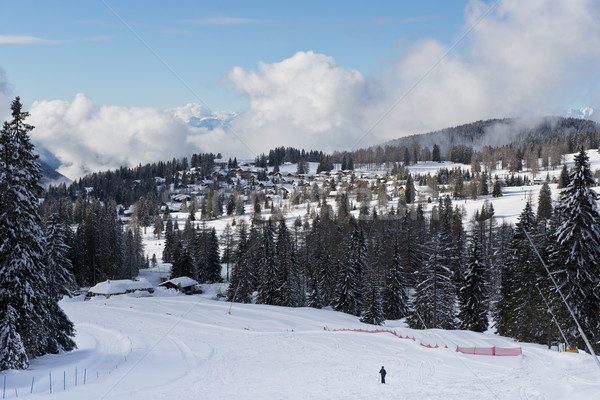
[2,0,600,179]
[1,0,463,110]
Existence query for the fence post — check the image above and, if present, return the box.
[30,376,34,394]
[49,371,52,394]
[84,369,86,385]
[3,375,5,399]
[63,371,66,390]
[75,368,77,386]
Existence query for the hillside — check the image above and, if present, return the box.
[380,116,599,154]
[0,287,596,400]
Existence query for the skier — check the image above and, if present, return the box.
[379,366,386,384]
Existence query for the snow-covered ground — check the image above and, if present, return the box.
[0,282,597,400]
[5,152,600,399]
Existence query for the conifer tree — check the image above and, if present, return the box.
[360,272,384,325]
[551,149,600,349]
[332,226,364,316]
[405,175,416,204]
[227,222,254,303]
[256,219,278,305]
[457,234,488,332]
[381,244,409,320]
[536,182,553,222]
[0,98,75,369]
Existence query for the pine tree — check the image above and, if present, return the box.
[256,219,278,305]
[536,182,553,221]
[381,244,409,320]
[0,98,75,369]
[360,273,384,325]
[492,176,503,197]
[332,226,364,316]
[227,222,254,303]
[405,175,416,204]
[551,149,600,349]
[457,234,488,332]
[43,214,77,353]
[407,228,456,330]
[557,164,570,189]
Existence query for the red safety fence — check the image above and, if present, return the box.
[456,346,522,356]
[332,328,522,356]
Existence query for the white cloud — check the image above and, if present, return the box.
[226,0,600,152]
[8,0,600,179]
[180,17,266,26]
[28,94,229,180]
[227,51,372,154]
[0,35,58,45]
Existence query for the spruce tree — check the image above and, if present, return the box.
[457,234,488,332]
[332,226,364,316]
[227,222,254,303]
[551,149,600,349]
[0,98,75,369]
[381,244,409,320]
[536,182,553,222]
[360,273,384,325]
[256,219,278,305]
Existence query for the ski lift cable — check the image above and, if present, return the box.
[523,228,600,370]
[534,283,570,349]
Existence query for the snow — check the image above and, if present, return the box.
[87,278,153,296]
[0,286,596,399]
[7,152,600,398]
[159,276,199,288]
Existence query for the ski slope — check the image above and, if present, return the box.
[2,286,600,400]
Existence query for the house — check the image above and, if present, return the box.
[159,277,201,294]
[86,278,154,298]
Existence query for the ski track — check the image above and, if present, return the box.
[5,295,600,399]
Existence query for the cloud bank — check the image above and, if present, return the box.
[4,0,600,179]
[27,94,230,180]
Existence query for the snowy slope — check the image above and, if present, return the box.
[6,151,600,399]
[0,288,597,400]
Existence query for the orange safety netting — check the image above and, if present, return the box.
[331,328,522,356]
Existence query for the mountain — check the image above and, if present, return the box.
[379,116,599,154]
[567,107,595,120]
[39,158,69,187]
[171,103,237,130]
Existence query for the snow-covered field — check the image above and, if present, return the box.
[0,283,597,400]
[5,152,600,399]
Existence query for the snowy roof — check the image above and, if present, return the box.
[89,278,153,295]
[159,277,199,289]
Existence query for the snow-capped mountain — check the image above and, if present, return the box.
[567,107,595,120]
[171,102,237,129]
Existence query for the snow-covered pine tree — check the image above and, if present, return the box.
[43,214,77,353]
[457,233,488,332]
[0,98,75,369]
[496,202,548,342]
[359,272,384,325]
[256,219,279,305]
[381,244,409,320]
[332,225,365,316]
[227,221,254,303]
[407,220,456,329]
[274,218,303,307]
[170,243,195,279]
[551,148,600,349]
[162,217,176,263]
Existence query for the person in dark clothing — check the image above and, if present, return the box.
[379,366,386,384]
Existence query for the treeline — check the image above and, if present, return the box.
[218,150,600,351]
[351,117,600,171]
[42,198,146,287]
[45,152,221,207]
